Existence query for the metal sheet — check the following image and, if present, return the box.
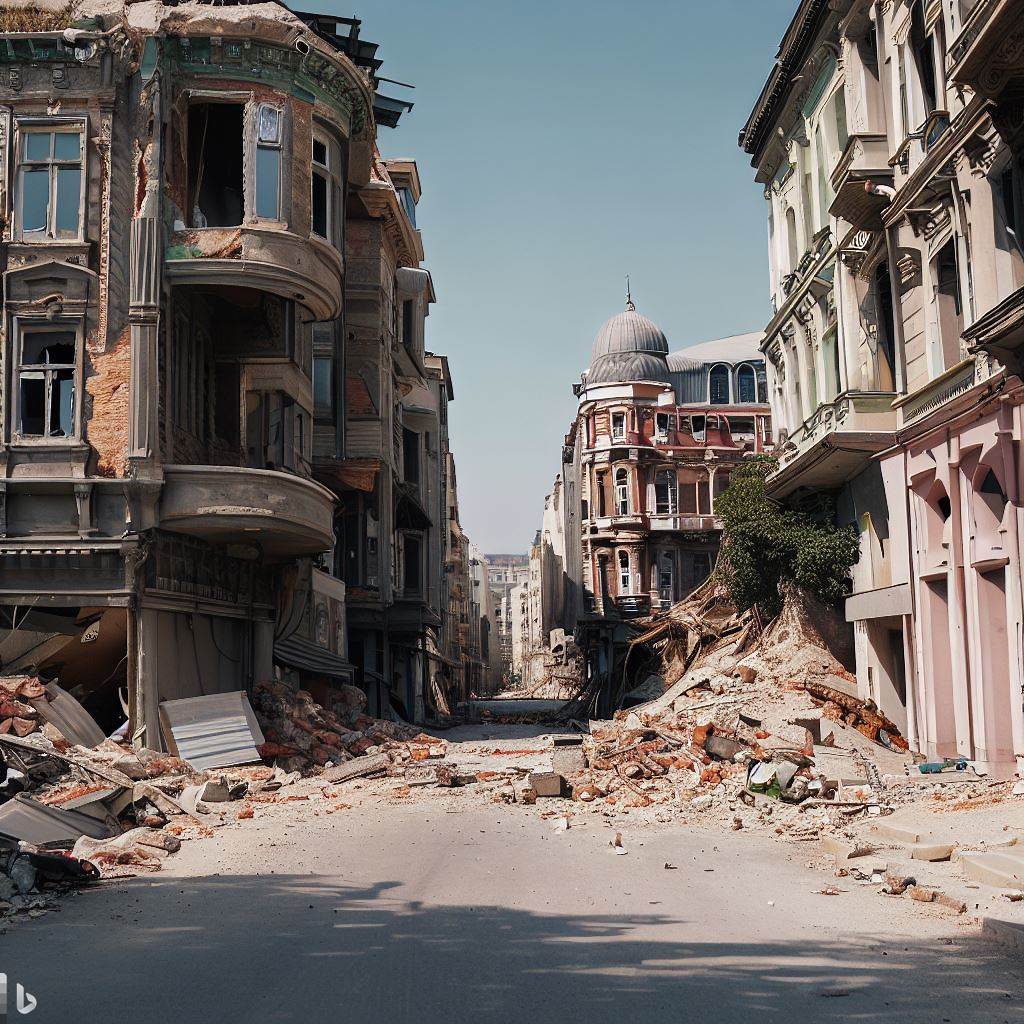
[28,682,106,748]
[159,691,265,771]
[0,793,119,848]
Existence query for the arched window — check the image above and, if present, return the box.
[618,550,630,594]
[736,364,756,403]
[654,469,678,515]
[615,468,630,516]
[709,365,730,405]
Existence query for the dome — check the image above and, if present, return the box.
[591,308,669,362]
[587,351,673,385]
[586,302,670,385]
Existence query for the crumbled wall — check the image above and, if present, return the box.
[85,326,131,477]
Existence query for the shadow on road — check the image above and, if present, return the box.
[4,873,1021,1023]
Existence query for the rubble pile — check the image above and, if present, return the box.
[0,675,437,920]
[251,681,419,770]
[545,585,916,840]
[0,676,47,737]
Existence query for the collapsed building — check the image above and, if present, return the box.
[0,0,477,744]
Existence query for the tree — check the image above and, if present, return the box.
[713,455,859,618]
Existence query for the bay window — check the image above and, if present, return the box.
[311,130,343,247]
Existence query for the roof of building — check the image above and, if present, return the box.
[666,331,765,371]
[586,301,671,385]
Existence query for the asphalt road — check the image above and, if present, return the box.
[3,799,1023,1023]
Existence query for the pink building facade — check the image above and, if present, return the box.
[743,0,1024,774]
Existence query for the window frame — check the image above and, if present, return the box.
[610,410,627,440]
[9,316,84,444]
[253,103,284,222]
[14,117,86,242]
[614,467,630,516]
[736,363,757,404]
[709,364,731,405]
[311,125,345,249]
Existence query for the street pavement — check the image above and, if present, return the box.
[3,735,1024,1022]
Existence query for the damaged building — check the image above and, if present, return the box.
[0,0,471,745]
[523,298,773,702]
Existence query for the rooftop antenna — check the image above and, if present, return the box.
[625,275,635,312]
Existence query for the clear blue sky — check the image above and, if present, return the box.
[312,0,797,553]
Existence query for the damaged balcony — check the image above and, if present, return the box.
[829,134,893,230]
[768,392,897,499]
[159,465,335,559]
[166,99,344,322]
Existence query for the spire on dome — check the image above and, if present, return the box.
[625,275,635,312]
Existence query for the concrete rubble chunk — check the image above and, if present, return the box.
[324,753,392,785]
[528,772,565,798]
[909,842,955,862]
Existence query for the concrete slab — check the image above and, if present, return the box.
[958,851,1024,890]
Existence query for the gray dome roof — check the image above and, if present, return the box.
[591,308,669,361]
[587,351,673,385]
[586,305,670,384]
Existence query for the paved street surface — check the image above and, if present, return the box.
[4,723,1024,1023]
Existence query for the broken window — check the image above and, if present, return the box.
[188,103,244,228]
[655,412,670,439]
[691,414,706,443]
[654,469,677,515]
[16,122,83,240]
[311,130,343,245]
[312,322,336,422]
[17,328,77,439]
[255,104,283,220]
[246,391,301,471]
[611,412,626,440]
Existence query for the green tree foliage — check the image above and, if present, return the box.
[713,455,859,618]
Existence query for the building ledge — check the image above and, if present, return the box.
[159,464,336,560]
[964,286,1024,377]
[949,0,1019,95]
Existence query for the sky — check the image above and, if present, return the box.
[307,0,798,553]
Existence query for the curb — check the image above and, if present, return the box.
[981,916,1024,952]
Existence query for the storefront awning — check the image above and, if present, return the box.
[274,634,355,682]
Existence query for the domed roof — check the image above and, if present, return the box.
[587,350,673,385]
[586,300,670,385]
[591,306,669,362]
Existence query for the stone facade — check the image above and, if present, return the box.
[742,0,1024,773]
[0,2,468,739]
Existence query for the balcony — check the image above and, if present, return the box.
[648,514,720,533]
[829,134,893,230]
[165,226,343,321]
[769,392,897,499]
[614,595,650,618]
[894,357,994,428]
[949,0,1019,98]
[159,465,335,559]
[964,286,1024,377]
